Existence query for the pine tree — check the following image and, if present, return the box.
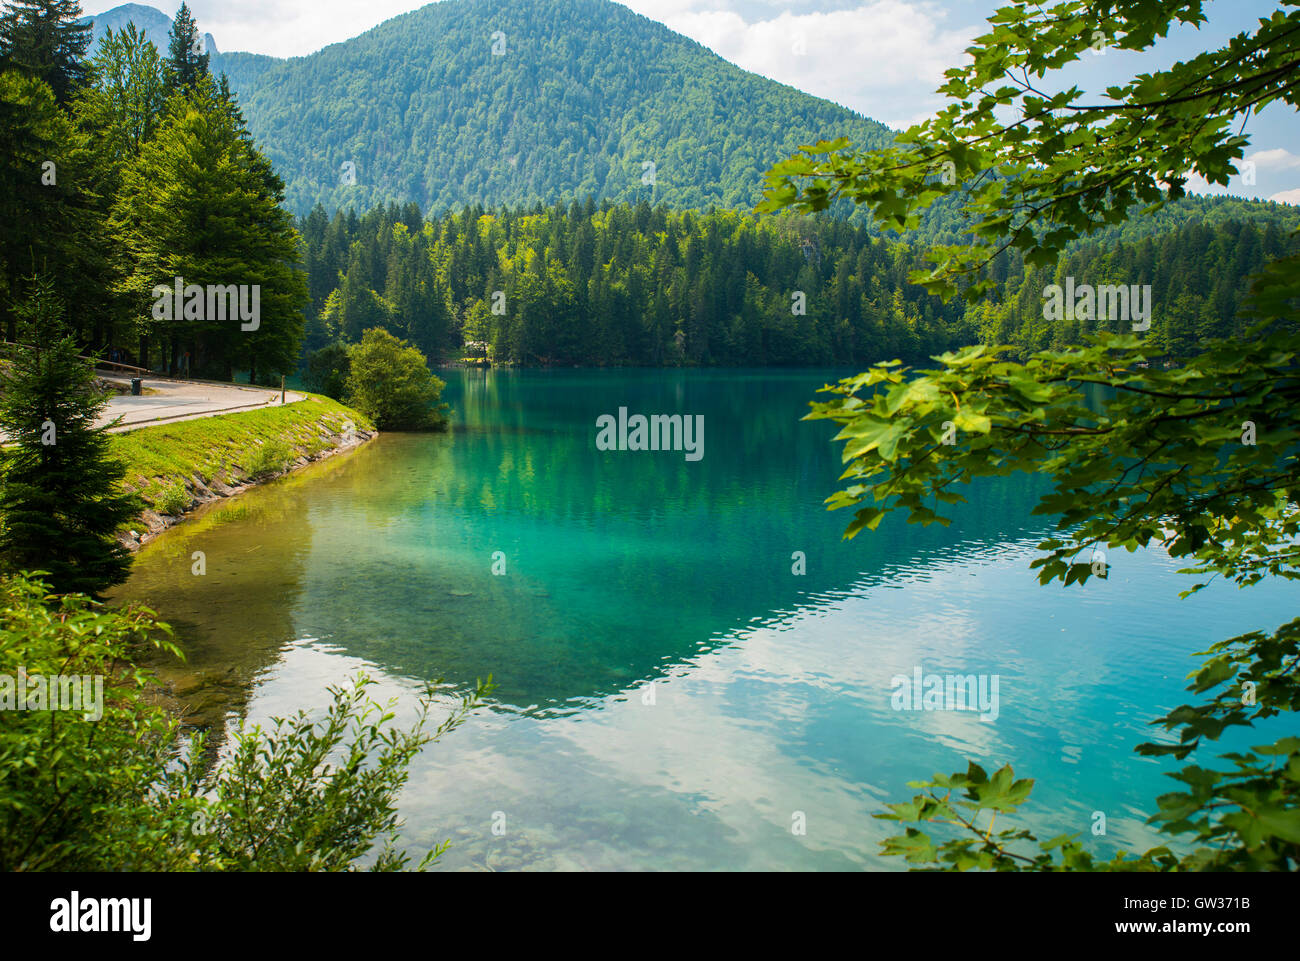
[0,69,62,342]
[163,2,208,94]
[0,0,91,105]
[0,69,109,346]
[0,277,139,595]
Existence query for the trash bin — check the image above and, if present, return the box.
[130,378,142,396]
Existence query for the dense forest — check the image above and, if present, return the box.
[297,197,1300,373]
[297,200,969,369]
[904,190,1300,254]
[970,216,1299,356]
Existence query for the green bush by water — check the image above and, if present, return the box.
[0,573,489,871]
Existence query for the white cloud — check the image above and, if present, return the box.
[1248,147,1300,172]
[1183,148,1300,202]
[82,0,426,59]
[625,1,979,126]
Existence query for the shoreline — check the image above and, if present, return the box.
[109,394,378,552]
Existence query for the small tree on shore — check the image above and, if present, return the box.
[345,327,449,431]
[0,276,139,595]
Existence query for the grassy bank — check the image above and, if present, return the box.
[109,393,375,531]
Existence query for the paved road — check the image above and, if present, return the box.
[98,375,305,433]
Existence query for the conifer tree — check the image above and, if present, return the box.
[0,277,139,595]
[0,68,108,346]
[113,75,306,381]
[0,68,62,342]
[0,0,91,105]
[163,2,207,94]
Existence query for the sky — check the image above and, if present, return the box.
[80,0,1300,203]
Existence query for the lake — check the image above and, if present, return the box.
[115,368,1298,870]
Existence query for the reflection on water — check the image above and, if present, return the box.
[114,369,1298,870]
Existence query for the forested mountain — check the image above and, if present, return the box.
[73,1,1300,376]
[90,2,1296,235]
[902,192,1300,253]
[91,0,894,216]
[1068,195,1300,250]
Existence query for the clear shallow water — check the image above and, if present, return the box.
[116,368,1298,870]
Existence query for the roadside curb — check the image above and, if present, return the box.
[104,395,306,434]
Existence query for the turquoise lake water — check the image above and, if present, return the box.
[117,368,1299,870]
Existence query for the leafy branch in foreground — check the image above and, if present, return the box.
[0,573,180,871]
[881,617,1300,870]
[763,0,1300,870]
[171,673,492,871]
[0,573,490,871]
[760,1,1300,301]
[809,258,1300,596]
[812,259,1300,872]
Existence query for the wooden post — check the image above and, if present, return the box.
[280,374,285,404]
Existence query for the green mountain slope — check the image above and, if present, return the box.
[87,1,1295,233]
[95,0,894,215]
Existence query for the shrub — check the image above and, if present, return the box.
[345,328,449,431]
[245,439,292,479]
[0,575,177,871]
[0,574,489,871]
[154,480,189,515]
